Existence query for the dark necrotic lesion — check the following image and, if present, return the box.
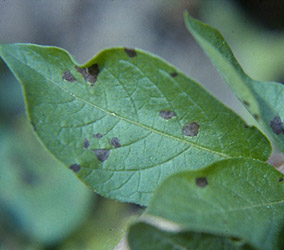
[69,163,81,172]
[75,64,100,85]
[92,149,110,162]
[63,70,77,82]
[270,115,284,135]
[183,122,200,137]
[124,48,137,58]
[159,110,176,120]
[111,137,121,148]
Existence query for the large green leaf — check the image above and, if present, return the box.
[147,158,284,250]
[0,44,271,205]
[127,222,255,250]
[184,12,284,153]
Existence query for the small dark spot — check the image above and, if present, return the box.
[230,237,242,242]
[124,48,137,58]
[75,65,88,77]
[84,139,90,149]
[270,116,284,135]
[111,137,121,148]
[63,70,77,82]
[183,122,200,137]
[196,177,208,187]
[69,163,81,173]
[75,65,99,85]
[31,122,37,131]
[87,64,100,84]
[253,114,259,120]
[160,110,176,120]
[92,149,110,162]
[279,177,283,182]
[94,133,103,139]
[244,123,249,128]
[243,100,250,107]
[170,72,178,78]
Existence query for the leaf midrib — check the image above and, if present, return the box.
[5,48,235,159]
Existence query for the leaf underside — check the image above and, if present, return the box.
[147,158,284,250]
[0,44,271,205]
[184,12,284,153]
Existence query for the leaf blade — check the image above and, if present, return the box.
[184,12,284,153]
[147,158,284,250]
[0,43,271,205]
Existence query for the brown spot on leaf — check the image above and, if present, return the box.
[63,70,77,82]
[270,116,284,135]
[111,137,121,148]
[93,149,110,162]
[170,72,178,78]
[279,177,283,182]
[84,139,90,149]
[196,177,208,187]
[253,114,259,120]
[183,122,200,137]
[87,64,100,84]
[124,48,137,58]
[75,65,99,85]
[94,133,103,139]
[69,163,81,173]
[160,110,176,120]
[243,100,250,107]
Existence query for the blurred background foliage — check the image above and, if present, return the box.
[0,0,284,249]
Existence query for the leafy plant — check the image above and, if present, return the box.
[1,12,284,249]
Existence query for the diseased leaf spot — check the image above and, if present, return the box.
[243,100,250,107]
[196,177,208,187]
[270,116,284,135]
[124,48,137,58]
[183,122,200,137]
[69,163,81,172]
[111,137,121,148]
[279,177,283,182]
[92,149,110,162]
[75,64,100,85]
[84,139,90,148]
[170,72,178,78]
[87,64,100,84]
[94,133,103,139]
[253,114,259,120]
[160,110,176,120]
[63,70,77,82]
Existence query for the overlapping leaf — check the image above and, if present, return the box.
[147,158,284,250]
[184,12,284,153]
[128,222,255,250]
[0,44,271,205]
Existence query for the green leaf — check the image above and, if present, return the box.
[0,118,93,244]
[147,158,284,250]
[184,12,284,153]
[127,222,255,250]
[0,43,271,205]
